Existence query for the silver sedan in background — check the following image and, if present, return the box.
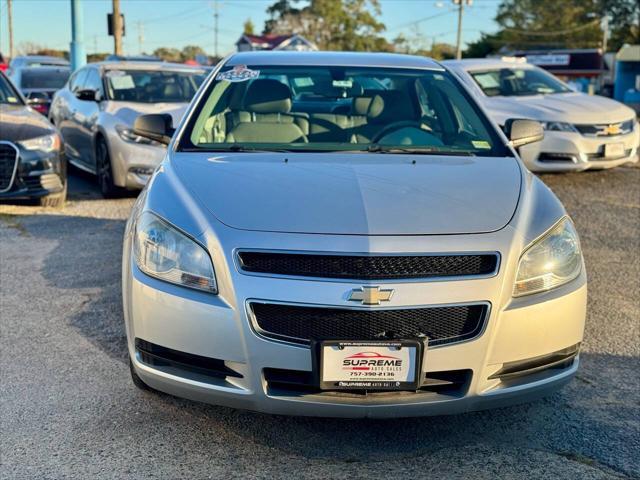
[49,61,207,196]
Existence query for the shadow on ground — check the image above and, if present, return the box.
[5,210,636,478]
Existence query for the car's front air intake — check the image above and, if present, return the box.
[238,251,499,280]
[250,302,489,346]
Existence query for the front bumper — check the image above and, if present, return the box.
[124,224,587,418]
[518,123,639,172]
[0,147,66,200]
[107,133,166,190]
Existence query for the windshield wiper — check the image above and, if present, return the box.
[364,145,476,156]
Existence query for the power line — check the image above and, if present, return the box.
[502,19,600,36]
[388,9,456,32]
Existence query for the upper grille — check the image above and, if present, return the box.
[250,302,488,346]
[574,119,635,136]
[238,252,499,280]
[0,143,19,193]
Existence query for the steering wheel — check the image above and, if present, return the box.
[371,121,432,143]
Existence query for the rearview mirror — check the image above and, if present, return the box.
[75,88,98,102]
[133,114,175,145]
[504,119,544,148]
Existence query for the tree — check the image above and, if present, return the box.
[180,45,206,61]
[152,47,182,62]
[264,0,391,51]
[243,19,255,35]
[464,0,639,57]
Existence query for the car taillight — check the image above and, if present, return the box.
[32,103,48,115]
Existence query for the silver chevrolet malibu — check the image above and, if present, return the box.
[122,51,586,418]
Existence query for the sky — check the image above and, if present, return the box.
[0,0,501,58]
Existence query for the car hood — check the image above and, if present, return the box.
[104,101,189,127]
[172,152,522,235]
[0,104,55,142]
[481,92,636,125]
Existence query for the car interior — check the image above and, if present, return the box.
[193,69,495,152]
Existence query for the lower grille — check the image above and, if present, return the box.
[250,302,489,346]
[135,338,242,380]
[264,367,471,396]
[238,251,499,280]
[0,142,19,193]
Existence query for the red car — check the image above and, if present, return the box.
[0,53,8,73]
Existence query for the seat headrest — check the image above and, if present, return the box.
[352,96,373,116]
[366,91,417,124]
[244,79,292,114]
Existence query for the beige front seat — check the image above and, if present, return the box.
[225,79,308,144]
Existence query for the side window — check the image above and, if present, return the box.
[69,69,88,92]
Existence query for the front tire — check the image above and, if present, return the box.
[96,137,120,198]
[129,357,152,391]
[38,182,67,208]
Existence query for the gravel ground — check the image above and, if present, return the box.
[1,165,638,480]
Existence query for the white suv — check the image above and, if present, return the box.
[444,58,639,172]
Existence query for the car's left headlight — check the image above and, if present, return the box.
[541,121,578,133]
[116,124,163,146]
[513,217,582,297]
[133,211,217,293]
[19,133,60,153]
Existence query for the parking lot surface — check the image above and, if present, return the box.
[1,166,639,479]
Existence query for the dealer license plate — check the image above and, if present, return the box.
[603,143,625,159]
[319,340,422,390]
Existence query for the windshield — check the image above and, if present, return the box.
[470,67,571,97]
[180,65,509,156]
[0,74,23,105]
[21,69,70,89]
[105,69,206,103]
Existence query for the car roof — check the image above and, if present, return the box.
[225,51,444,70]
[92,61,206,72]
[15,55,70,65]
[442,58,534,72]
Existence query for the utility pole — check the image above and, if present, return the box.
[112,0,123,56]
[213,0,219,59]
[70,0,86,71]
[7,0,14,60]
[137,21,144,55]
[454,0,471,60]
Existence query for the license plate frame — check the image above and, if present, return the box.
[316,339,424,391]
[603,142,625,159]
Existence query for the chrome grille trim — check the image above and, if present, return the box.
[0,141,19,194]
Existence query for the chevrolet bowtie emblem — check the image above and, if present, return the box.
[602,123,622,135]
[348,286,394,305]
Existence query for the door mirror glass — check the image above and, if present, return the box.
[75,88,98,102]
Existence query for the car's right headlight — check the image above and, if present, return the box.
[133,211,217,293]
[513,217,582,297]
[540,121,578,133]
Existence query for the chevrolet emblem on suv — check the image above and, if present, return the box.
[348,286,394,305]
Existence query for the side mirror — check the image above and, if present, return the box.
[133,113,175,145]
[75,88,98,101]
[504,119,544,148]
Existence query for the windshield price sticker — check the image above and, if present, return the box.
[217,65,260,83]
[320,340,421,390]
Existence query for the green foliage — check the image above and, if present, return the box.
[263,0,391,51]
[152,46,205,63]
[464,0,639,56]
[243,19,256,35]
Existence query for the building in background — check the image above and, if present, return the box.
[235,34,317,52]
[511,49,606,94]
[614,45,640,114]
